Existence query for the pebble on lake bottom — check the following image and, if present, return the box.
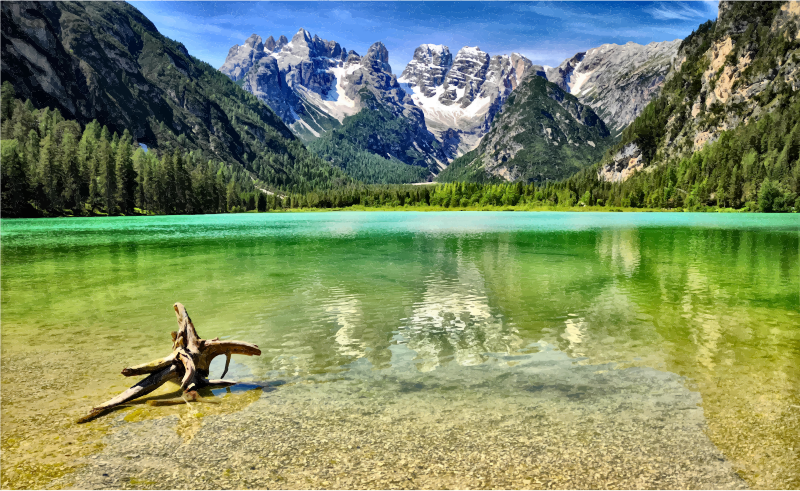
[49,361,751,490]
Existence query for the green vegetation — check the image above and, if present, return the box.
[434,149,504,184]
[553,1,800,213]
[272,181,640,211]
[0,86,286,217]
[437,76,614,183]
[552,96,800,212]
[291,100,342,142]
[1,1,350,195]
[307,90,439,183]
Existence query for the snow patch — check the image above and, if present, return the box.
[293,118,320,138]
[403,83,493,132]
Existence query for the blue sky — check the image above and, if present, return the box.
[129,1,718,72]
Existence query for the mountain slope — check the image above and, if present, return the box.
[596,0,800,183]
[550,0,800,213]
[546,40,681,134]
[220,30,448,173]
[307,89,440,183]
[399,45,543,157]
[437,75,613,183]
[1,1,349,192]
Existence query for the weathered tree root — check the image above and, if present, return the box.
[78,303,261,423]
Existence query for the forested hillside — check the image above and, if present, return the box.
[1,1,349,199]
[308,90,442,184]
[436,76,614,183]
[581,0,800,210]
[0,84,287,217]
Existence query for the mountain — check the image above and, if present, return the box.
[220,29,352,139]
[437,75,613,183]
[597,0,800,183]
[552,0,800,212]
[398,45,544,157]
[220,29,448,179]
[545,40,681,134]
[0,1,349,192]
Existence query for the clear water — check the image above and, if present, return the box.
[2,212,798,488]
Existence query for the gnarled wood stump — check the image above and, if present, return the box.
[78,303,261,423]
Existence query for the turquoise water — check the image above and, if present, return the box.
[2,212,798,488]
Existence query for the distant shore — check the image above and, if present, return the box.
[2,204,783,219]
[278,204,755,213]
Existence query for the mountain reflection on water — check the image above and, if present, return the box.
[1,212,798,489]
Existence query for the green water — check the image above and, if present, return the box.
[2,212,799,489]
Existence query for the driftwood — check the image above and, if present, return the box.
[78,303,261,423]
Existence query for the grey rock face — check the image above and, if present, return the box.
[400,44,453,97]
[221,29,446,166]
[241,57,299,123]
[399,45,537,158]
[597,142,644,182]
[220,28,357,135]
[546,41,681,132]
[220,33,270,82]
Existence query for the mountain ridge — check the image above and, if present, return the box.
[0,1,350,193]
[220,29,448,174]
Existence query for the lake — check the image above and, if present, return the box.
[1,212,798,489]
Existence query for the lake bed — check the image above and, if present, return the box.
[1,212,798,489]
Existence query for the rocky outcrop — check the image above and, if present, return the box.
[597,0,800,182]
[0,1,358,194]
[399,44,453,97]
[597,143,644,182]
[221,29,447,169]
[546,40,681,132]
[437,75,613,183]
[399,45,540,157]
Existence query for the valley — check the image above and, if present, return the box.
[1,0,799,216]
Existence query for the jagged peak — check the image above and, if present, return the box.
[244,34,262,50]
[455,46,487,57]
[264,35,277,51]
[419,44,449,54]
[292,28,312,44]
[362,42,391,73]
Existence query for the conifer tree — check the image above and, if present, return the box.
[115,130,135,214]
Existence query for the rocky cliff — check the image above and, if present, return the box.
[220,29,447,171]
[546,40,681,134]
[597,0,800,182]
[0,1,349,190]
[399,45,543,157]
[437,75,613,183]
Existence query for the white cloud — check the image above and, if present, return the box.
[143,11,250,42]
[646,2,714,21]
[520,0,621,22]
[331,9,353,21]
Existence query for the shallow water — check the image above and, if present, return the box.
[1,212,798,488]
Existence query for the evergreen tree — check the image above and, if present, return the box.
[115,130,136,214]
[97,139,116,214]
[1,139,29,216]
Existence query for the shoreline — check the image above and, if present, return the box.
[0,204,772,220]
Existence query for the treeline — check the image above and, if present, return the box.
[0,82,284,217]
[554,93,800,212]
[308,136,429,184]
[285,95,800,214]
[276,182,595,210]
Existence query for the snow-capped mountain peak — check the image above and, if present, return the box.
[545,40,680,131]
[399,43,541,156]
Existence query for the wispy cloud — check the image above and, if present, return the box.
[646,2,713,21]
[144,11,250,42]
[331,9,353,21]
[520,1,619,22]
